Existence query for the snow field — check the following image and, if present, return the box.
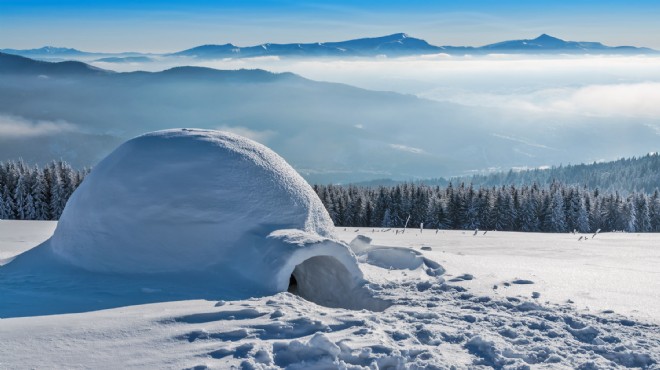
[335,228,660,324]
[0,220,55,264]
[1,221,659,369]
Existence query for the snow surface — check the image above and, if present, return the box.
[1,221,659,369]
[337,228,660,324]
[0,220,55,264]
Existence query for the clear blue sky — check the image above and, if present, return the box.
[1,0,659,52]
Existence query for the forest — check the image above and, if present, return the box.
[1,159,659,233]
[426,153,660,194]
[313,182,660,232]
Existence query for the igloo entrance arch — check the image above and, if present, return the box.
[289,255,364,308]
[286,255,390,312]
[270,234,391,312]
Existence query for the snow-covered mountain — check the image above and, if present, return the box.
[172,33,656,58]
[0,46,89,57]
[2,33,655,62]
[171,33,443,58]
[479,33,655,54]
[0,46,148,62]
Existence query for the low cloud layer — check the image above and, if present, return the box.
[548,82,660,119]
[91,54,660,120]
[423,82,660,119]
[0,115,77,138]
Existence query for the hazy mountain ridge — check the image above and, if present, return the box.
[454,152,660,194]
[0,52,110,75]
[1,53,658,183]
[355,153,660,195]
[479,33,655,53]
[2,33,656,62]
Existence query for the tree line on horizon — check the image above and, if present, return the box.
[1,159,660,233]
[419,153,660,195]
[313,182,660,233]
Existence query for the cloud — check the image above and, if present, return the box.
[547,82,660,119]
[215,125,276,144]
[0,115,77,138]
[390,144,425,154]
[424,82,660,119]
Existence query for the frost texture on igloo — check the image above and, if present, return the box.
[40,129,385,311]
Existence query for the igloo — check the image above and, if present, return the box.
[47,129,387,310]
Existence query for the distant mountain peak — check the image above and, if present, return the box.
[0,46,87,56]
[533,34,562,42]
[381,33,409,40]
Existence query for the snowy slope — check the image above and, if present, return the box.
[1,221,658,369]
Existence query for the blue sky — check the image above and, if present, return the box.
[1,0,659,52]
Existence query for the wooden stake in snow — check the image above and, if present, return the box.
[402,215,411,233]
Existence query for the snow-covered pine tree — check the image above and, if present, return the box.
[634,193,652,232]
[1,185,15,219]
[381,208,392,227]
[547,189,567,232]
[24,193,38,220]
[48,169,65,220]
[623,197,637,232]
[0,186,9,219]
[12,175,28,220]
[30,167,49,220]
[650,190,660,232]
[519,191,539,232]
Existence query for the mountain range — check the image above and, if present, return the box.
[1,33,656,62]
[1,51,659,183]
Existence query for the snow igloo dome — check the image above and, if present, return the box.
[50,129,382,309]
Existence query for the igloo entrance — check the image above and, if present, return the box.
[286,255,391,312]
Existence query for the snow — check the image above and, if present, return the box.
[337,229,660,324]
[1,221,659,368]
[0,220,55,264]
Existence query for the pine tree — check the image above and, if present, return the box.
[381,208,393,227]
[48,170,65,220]
[547,190,567,232]
[634,194,651,232]
[13,175,28,220]
[576,198,590,233]
[623,197,637,232]
[0,187,9,219]
[519,192,539,232]
[1,185,15,219]
[24,193,37,220]
[30,168,49,220]
[650,190,660,232]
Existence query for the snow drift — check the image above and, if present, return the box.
[2,129,388,314]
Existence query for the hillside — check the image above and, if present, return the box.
[453,153,660,194]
